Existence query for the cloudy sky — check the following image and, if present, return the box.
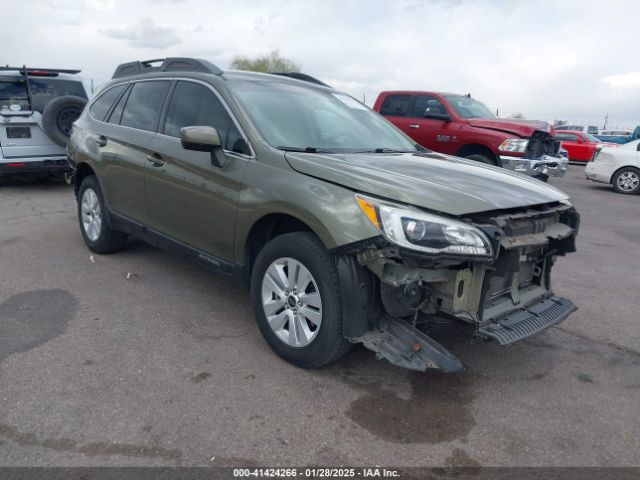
[4,0,639,128]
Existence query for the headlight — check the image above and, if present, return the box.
[498,138,529,153]
[355,194,494,257]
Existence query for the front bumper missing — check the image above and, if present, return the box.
[500,154,568,177]
[477,295,576,345]
[351,316,464,373]
[352,294,576,372]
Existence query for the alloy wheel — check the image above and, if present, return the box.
[261,257,323,348]
[616,171,639,192]
[81,188,102,241]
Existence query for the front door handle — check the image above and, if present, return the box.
[146,153,165,167]
[96,135,108,147]
[408,124,420,129]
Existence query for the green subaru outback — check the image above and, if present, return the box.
[68,58,579,372]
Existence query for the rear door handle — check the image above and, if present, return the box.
[146,153,165,167]
[408,124,420,129]
[96,135,108,147]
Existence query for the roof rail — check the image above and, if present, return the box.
[111,57,223,79]
[268,72,329,87]
[0,66,81,75]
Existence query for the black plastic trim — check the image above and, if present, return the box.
[107,210,240,281]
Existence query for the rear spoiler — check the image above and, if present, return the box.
[0,66,81,76]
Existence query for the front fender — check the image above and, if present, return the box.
[234,160,380,262]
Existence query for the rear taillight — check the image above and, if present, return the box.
[26,70,59,77]
[7,162,26,167]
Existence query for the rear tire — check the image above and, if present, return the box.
[77,175,127,253]
[612,167,640,195]
[250,232,352,368]
[465,153,497,166]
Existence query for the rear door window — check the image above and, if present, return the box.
[120,81,171,132]
[379,94,413,117]
[162,81,249,154]
[89,84,127,121]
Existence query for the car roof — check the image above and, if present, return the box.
[223,70,333,90]
[106,57,333,93]
[554,130,583,135]
[101,68,335,96]
[380,90,460,96]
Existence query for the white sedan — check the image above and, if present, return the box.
[586,140,640,194]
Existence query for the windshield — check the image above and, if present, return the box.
[443,95,496,119]
[584,133,601,143]
[229,80,420,153]
[0,76,86,113]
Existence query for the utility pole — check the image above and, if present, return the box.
[603,114,608,130]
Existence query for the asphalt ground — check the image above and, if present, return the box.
[0,165,638,467]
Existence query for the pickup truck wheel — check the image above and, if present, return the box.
[77,175,128,253]
[250,232,352,368]
[465,153,497,166]
[612,167,640,195]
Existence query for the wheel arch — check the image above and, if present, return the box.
[240,212,334,287]
[73,162,96,197]
[455,143,499,164]
[610,164,640,184]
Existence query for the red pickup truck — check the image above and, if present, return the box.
[373,91,568,179]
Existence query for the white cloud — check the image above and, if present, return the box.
[3,0,639,128]
[103,18,181,48]
[601,72,640,88]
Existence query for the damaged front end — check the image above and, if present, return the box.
[500,130,568,178]
[340,196,579,372]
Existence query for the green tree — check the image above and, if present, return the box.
[230,50,301,73]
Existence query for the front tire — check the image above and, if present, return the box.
[612,167,640,195]
[533,173,549,183]
[250,232,352,368]
[77,175,127,253]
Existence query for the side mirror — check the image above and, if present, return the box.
[423,111,452,122]
[180,126,226,168]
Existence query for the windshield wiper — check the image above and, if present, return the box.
[277,146,335,154]
[355,147,416,154]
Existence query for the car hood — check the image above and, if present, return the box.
[466,117,551,137]
[284,151,569,216]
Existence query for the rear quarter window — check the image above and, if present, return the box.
[89,84,127,121]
